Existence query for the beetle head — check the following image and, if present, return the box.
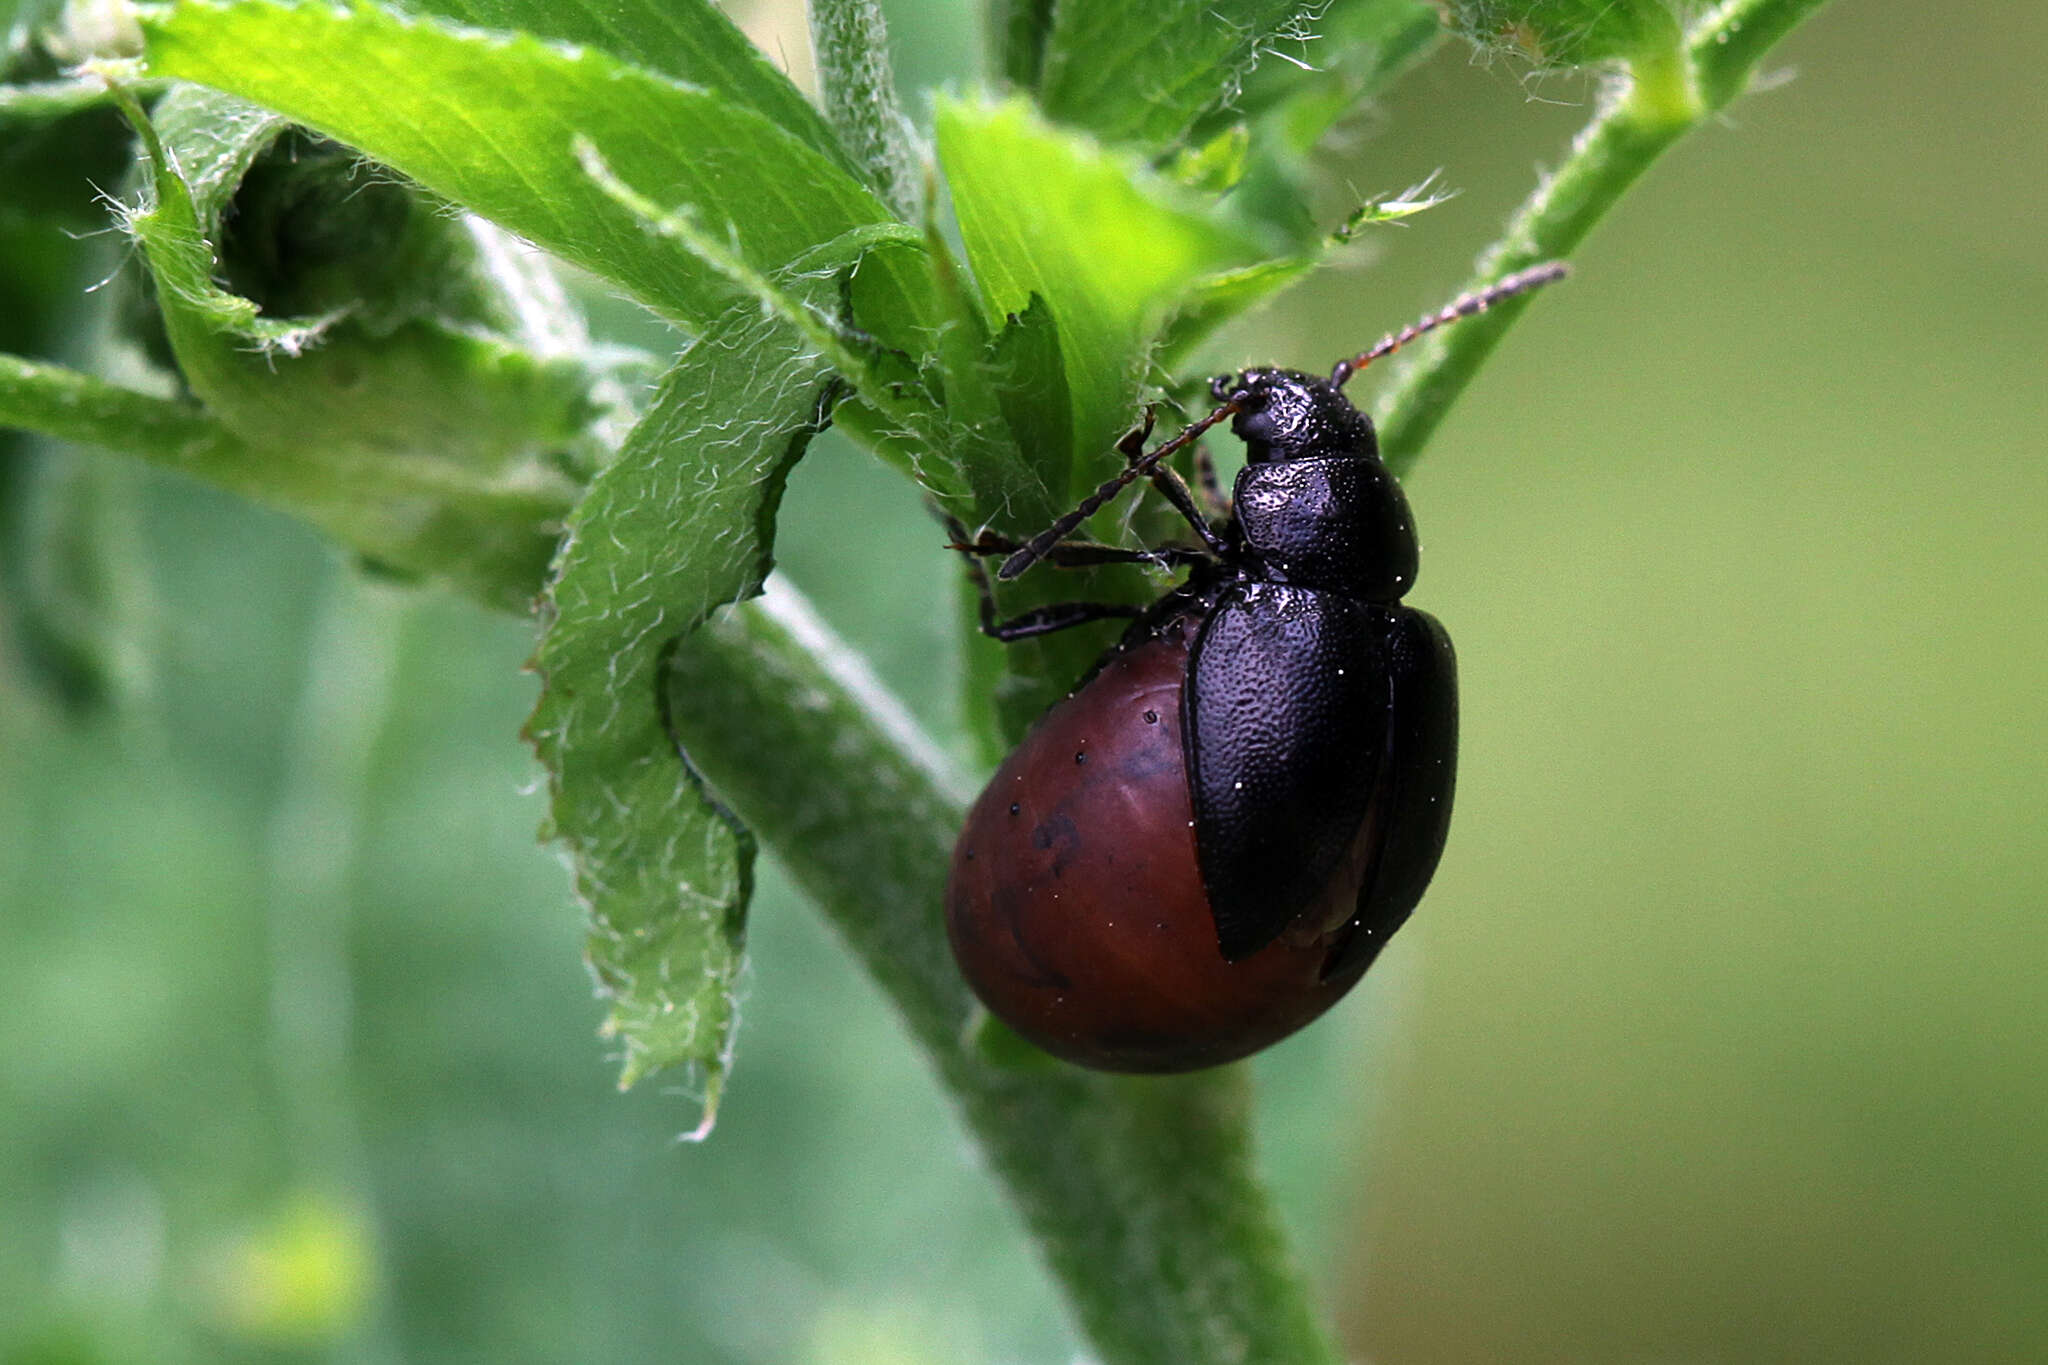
[1213,368,1379,465]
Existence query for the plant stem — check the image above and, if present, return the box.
[0,352,255,482]
[0,353,567,611]
[1691,0,1837,111]
[1376,0,1836,476]
[4,8,1840,1351]
[262,565,411,1365]
[664,579,1342,1365]
[807,0,921,220]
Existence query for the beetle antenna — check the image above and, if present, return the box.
[997,402,1240,580]
[1328,261,1569,388]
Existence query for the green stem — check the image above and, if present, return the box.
[0,353,567,612]
[807,0,921,220]
[1691,0,1837,110]
[262,566,410,1365]
[665,579,1341,1365]
[0,352,256,481]
[1376,0,1835,476]
[0,77,166,117]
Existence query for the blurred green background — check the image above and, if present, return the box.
[4,2,2044,1362]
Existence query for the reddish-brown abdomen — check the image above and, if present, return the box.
[945,624,1373,1072]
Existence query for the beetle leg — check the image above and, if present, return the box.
[1117,411,1232,558]
[995,401,1242,580]
[966,546,1146,642]
[943,514,1148,641]
[1190,442,1232,522]
[974,600,1147,642]
[1140,464,1231,558]
[1115,407,1158,452]
[938,509,1200,572]
[950,530,1202,572]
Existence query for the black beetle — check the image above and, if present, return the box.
[944,264,1567,1072]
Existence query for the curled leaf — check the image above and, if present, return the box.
[1433,0,1683,68]
[112,84,595,609]
[528,303,843,1121]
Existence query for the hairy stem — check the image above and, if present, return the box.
[4,9,1840,1352]
[1691,0,1837,110]
[1376,0,1836,475]
[0,352,257,482]
[808,0,921,219]
[664,579,1342,1365]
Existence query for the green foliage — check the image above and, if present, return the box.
[138,0,895,327]
[1033,0,1316,149]
[1433,0,1683,67]
[0,0,1845,1359]
[1206,0,1442,154]
[114,82,592,609]
[134,87,598,460]
[987,0,1442,160]
[932,96,1281,745]
[809,0,921,217]
[936,97,1260,504]
[384,0,850,167]
[529,307,839,1110]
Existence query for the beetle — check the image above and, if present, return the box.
[943,263,1568,1073]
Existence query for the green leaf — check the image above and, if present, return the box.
[115,83,589,611]
[935,97,1267,750]
[984,296,1071,488]
[896,224,1049,522]
[935,96,1259,510]
[135,85,606,447]
[1436,0,1683,67]
[573,135,985,549]
[1034,0,1322,151]
[527,304,841,1107]
[1157,256,1318,366]
[1173,0,1441,250]
[986,0,1056,89]
[137,0,896,327]
[946,296,1086,761]
[123,87,301,348]
[0,348,575,613]
[1203,0,1441,154]
[385,0,847,171]
[573,137,926,419]
[1167,123,1252,195]
[1156,167,1456,364]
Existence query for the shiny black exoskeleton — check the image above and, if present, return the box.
[946,264,1565,1071]
[1182,367,1455,966]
